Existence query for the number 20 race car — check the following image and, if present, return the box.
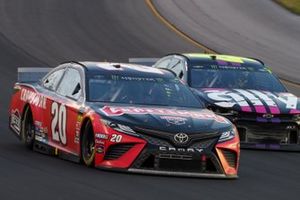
[9,62,240,178]
[151,53,300,151]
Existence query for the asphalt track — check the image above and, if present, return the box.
[153,0,300,84]
[0,0,299,200]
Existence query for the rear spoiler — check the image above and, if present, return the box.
[128,58,159,66]
[18,67,53,83]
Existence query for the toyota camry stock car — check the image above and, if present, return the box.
[9,61,240,178]
[150,53,300,151]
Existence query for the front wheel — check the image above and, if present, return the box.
[21,106,35,149]
[81,120,95,167]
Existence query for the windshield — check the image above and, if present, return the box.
[88,74,203,108]
[190,64,286,92]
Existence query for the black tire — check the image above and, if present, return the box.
[21,106,35,149]
[81,120,95,167]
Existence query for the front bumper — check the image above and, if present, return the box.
[93,121,240,178]
[95,166,237,179]
[241,142,300,151]
[128,168,237,179]
[95,133,239,178]
[130,145,225,174]
[236,120,300,151]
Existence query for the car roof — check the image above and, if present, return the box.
[180,53,264,67]
[78,62,174,78]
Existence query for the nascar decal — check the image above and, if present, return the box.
[203,89,299,114]
[100,106,229,124]
[20,89,46,109]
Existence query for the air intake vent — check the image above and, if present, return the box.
[104,143,134,160]
[222,149,237,168]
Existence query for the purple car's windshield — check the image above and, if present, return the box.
[190,64,286,92]
[88,74,203,108]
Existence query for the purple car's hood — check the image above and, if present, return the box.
[196,88,300,114]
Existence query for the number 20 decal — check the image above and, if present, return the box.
[110,134,122,143]
[51,102,67,145]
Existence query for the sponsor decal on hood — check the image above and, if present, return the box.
[160,116,187,125]
[199,89,300,114]
[100,106,229,124]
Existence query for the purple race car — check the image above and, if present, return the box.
[153,53,300,151]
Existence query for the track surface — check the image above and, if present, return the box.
[0,0,299,199]
[153,0,300,86]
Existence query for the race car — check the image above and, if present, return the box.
[152,53,300,151]
[9,61,240,178]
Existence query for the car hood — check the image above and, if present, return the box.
[195,88,300,114]
[90,103,232,134]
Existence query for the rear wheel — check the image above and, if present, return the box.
[21,106,35,149]
[81,120,95,167]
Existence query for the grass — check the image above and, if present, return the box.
[275,0,300,15]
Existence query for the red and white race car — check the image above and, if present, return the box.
[9,61,240,178]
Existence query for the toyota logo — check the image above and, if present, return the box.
[173,133,189,144]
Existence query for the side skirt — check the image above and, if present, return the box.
[33,141,80,163]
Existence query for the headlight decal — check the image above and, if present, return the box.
[218,129,235,143]
[101,119,139,137]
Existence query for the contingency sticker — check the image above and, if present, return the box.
[10,109,21,134]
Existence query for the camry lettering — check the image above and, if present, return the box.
[20,89,46,109]
[100,106,229,124]
[159,146,204,153]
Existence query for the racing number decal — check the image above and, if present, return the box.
[110,134,122,143]
[51,102,67,145]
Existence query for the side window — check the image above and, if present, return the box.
[154,58,172,69]
[43,69,65,90]
[169,59,184,79]
[56,68,82,100]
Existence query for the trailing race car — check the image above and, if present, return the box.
[153,53,300,151]
[9,62,240,178]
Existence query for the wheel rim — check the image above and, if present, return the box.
[83,127,95,160]
[25,120,35,143]
[23,109,35,147]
